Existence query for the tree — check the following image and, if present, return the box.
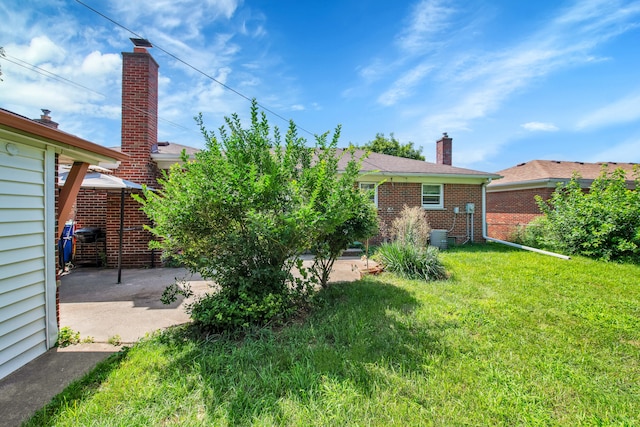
[135,100,378,331]
[360,133,425,160]
[535,166,640,262]
[306,143,379,287]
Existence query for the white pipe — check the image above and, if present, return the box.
[481,182,570,260]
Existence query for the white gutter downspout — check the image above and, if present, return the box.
[481,181,570,260]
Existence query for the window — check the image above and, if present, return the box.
[422,184,443,209]
[359,182,378,207]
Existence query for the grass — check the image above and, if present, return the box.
[27,244,640,426]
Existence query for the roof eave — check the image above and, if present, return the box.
[352,171,501,180]
[0,109,128,165]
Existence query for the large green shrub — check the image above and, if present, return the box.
[308,156,379,288]
[135,101,378,331]
[536,166,640,262]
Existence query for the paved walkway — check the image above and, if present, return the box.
[0,258,372,426]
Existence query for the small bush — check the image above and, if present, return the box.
[188,290,303,333]
[57,327,80,347]
[510,216,548,248]
[390,205,431,247]
[374,242,447,281]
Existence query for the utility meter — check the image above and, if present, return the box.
[465,203,475,213]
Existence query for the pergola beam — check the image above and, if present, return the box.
[57,161,89,238]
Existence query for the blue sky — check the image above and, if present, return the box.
[1,0,639,172]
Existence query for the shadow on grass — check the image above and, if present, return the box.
[23,275,460,425]
[154,276,459,424]
[23,348,130,426]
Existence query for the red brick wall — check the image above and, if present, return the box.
[486,188,554,214]
[66,189,107,266]
[66,188,159,268]
[436,135,452,166]
[486,213,542,240]
[59,48,163,269]
[486,187,555,240]
[118,50,160,187]
[106,190,160,268]
[375,182,485,244]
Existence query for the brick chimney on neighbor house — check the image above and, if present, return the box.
[118,38,159,187]
[436,132,452,165]
[34,109,59,129]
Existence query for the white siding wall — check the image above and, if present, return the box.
[0,140,49,379]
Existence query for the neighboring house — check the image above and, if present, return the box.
[0,108,126,380]
[486,159,638,240]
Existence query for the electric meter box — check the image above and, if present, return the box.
[465,203,475,213]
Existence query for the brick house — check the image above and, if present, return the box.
[340,135,501,245]
[65,40,500,268]
[486,160,638,240]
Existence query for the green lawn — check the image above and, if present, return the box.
[28,244,640,426]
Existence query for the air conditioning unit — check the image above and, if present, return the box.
[430,229,448,249]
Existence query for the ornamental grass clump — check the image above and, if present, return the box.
[375,242,447,281]
[390,205,431,247]
[375,205,447,281]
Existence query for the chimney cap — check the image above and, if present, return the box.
[41,108,51,116]
[130,38,153,48]
[442,132,449,138]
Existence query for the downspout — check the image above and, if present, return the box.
[481,181,570,260]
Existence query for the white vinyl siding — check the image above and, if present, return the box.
[0,141,49,380]
[422,184,443,209]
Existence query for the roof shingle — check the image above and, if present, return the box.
[491,159,637,186]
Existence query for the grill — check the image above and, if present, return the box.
[74,227,105,243]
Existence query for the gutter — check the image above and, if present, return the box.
[481,181,570,260]
[357,171,502,180]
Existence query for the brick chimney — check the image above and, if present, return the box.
[118,38,159,187]
[34,109,59,129]
[436,132,452,166]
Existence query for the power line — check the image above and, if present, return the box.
[3,54,104,97]
[0,53,195,133]
[74,0,317,137]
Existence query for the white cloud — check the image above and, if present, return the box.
[378,63,433,106]
[397,0,456,53]
[576,93,640,130]
[521,122,559,132]
[586,136,640,163]
[357,58,388,83]
[81,51,121,76]
[290,104,305,111]
[21,35,66,64]
[418,0,640,139]
[111,0,240,30]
